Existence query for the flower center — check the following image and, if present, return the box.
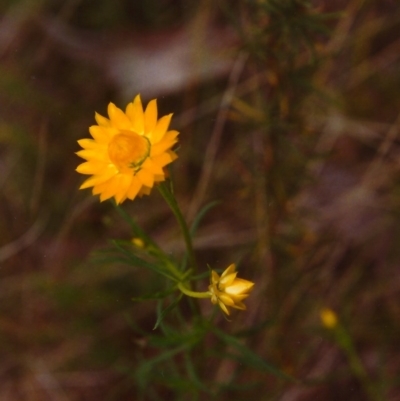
[108,131,150,174]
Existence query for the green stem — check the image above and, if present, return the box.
[162,257,184,281]
[158,182,197,273]
[177,282,210,299]
[334,326,381,401]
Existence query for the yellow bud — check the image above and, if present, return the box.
[320,308,338,329]
[131,237,145,249]
[208,264,254,315]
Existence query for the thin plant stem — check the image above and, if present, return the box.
[157,183,203,318]
[177,282,210,299]
[158,182,198,274]
[334,325,382,401]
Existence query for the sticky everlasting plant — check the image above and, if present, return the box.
[76,95,254,317]
[76,95,266,401]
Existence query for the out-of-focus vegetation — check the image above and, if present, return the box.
[1,0,400,400]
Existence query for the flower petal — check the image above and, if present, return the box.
[76,149,108,162]
[144,99,157,133]
[138,185,152,196]
[150,136,178,157]
[218,300,230,315]
[225,279,254,296]
[95,112,111,127]
[142,158,164,176]
[219,272,238,289]
[95,174,129,202]
[151,152,175,168]
[108,103,132,129]
[136,168,155,188]
[221,264,237,278]
[114,174,133,204]
[76,160,108,175]
[126,176,142,200]
[151,114,172,143]
[126,95,145,134]
[231,302,246,310]
[211,271,220,285]
[92,177,118,200]
[153,173,166,183]
[229,293,250,303]
[77,138,100,149]
[219,294,235,306]
[79,170,115,189]
[89,125,113,143]
[163,130,179,143]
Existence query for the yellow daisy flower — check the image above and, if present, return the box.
[320,308,338,329]
[209,264,254,315]
[76,95,179,204]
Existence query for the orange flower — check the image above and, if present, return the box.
[76,95,178,204]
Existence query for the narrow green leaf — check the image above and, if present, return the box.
[135,344,189,389]
[112,202,159,249]
[188,270,211,282]
[183,350,212,394]
[190,200,220,236]
[111,240,177,281]
[212,327,299,383]
[153,295,183,330]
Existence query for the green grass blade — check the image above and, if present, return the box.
[212,327,299,383]
[153,295,183,330]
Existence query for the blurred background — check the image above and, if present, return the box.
[1,0,400,400]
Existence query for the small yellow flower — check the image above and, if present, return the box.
[131,237,145,248]
[76,95,179,204]
[209,264,254,315]
[320,308,338,329]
